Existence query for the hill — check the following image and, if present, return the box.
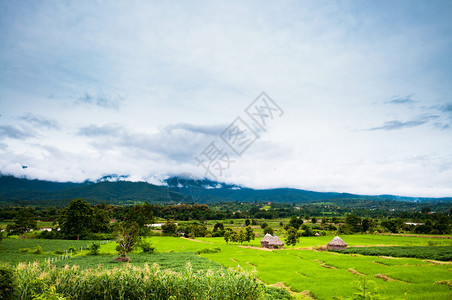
[0,175,451,207]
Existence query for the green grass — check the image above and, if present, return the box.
[2,235,451,299]
[333,246,452,261]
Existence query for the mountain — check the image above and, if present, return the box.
[0,175,451,207]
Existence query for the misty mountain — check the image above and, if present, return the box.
[0,175,450,207]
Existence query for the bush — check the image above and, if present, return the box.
[196,247,221,254]
[139,240,155,254]
[19,248,30,253]
[0,266,15,299]
[89,243,101,255]
[33,246,43,254]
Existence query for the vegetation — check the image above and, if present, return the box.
[332,246,452,261]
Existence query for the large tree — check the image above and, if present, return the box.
[124,203,154,236]
[58,199,95,240]
[7,208,37,235]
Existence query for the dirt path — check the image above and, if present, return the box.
[180,237,213,244]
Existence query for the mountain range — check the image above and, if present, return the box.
[0,174,451,207]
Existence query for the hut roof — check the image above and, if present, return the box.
[261,233,273,242]
[269,235,284,246]
[328,236,347,247]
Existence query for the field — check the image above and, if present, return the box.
[1,234,451,299]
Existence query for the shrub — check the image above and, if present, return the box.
[19,248,30,253]
[32,246,43,254]
[139,240,155,254]
[89,242,100,255]
[0,266,15,299]
[196,247,221,254]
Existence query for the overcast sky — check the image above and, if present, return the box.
[1,1,451,197]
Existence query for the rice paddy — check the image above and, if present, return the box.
[1,234,451,299]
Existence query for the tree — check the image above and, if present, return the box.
[261,222,268,229]
[124,203,154,236]
[92,207,111,233]
[285,226,299,248]
[213,222,224,232]
[311,217,317,224]
[289,216,303,229]
[263,226,274,235]
[224,230,231,243]
[58,199,94,240]
[115,221,139,259]
[345,214,362,233]
[161,219,177,236]
[245,219,251,226]
[7,208,37,235]
[238,230,246,245]
[245,226,255,245]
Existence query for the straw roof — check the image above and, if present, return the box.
[328,236,347,247]
[261,233,273,242]
[269,235,284,246]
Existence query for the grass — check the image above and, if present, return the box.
[334,246,452,261]
[2,235,451,299]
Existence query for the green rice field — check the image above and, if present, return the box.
[1,234,451,299]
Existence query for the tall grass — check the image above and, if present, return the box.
[12,262,266,299]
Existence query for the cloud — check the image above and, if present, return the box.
[438,103,452,113]
[76,92,123,109]
[369,114,439,131]
[386,94,416,105]
[165,123,225,136]
[0,125,36,139]
[19,113,60,130]
[77,122,220,163]
[77,124,124,137]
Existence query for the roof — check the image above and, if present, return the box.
[260,233,273,242]
[269,235,284,246]
[328,236,347,246]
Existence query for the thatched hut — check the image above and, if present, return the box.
[268,235,284,249]
[260,234,284,249]
[327,236,347,250]
[260,233,272,248]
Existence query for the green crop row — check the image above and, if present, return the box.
[332,246,452,261]
[4,262,292,300]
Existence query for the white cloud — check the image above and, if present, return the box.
[0,1,451,197]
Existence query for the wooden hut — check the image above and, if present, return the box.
[327,236,347,250]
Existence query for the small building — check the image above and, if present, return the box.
[327,236,347,250]
[260,234,284,249]
[260,233,272,248]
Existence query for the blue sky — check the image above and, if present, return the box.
[1,0,451,197]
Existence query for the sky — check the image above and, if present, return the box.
[1,0,451,197]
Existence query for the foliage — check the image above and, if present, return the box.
[0,266,15,299]
[285,227,299,248]
[263,226,274,235]
[124,203,154,236]
[138,239,155,254]
[162,219,177,236]
[89,242,100,255]
[332,246,452,261]
[58,199,110,240]
[245,226,255,245]
[288,216,303,229]
[115,222,139,258]
[6,208,37,235]
[12,262,265,299]
[196,247,221,254]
